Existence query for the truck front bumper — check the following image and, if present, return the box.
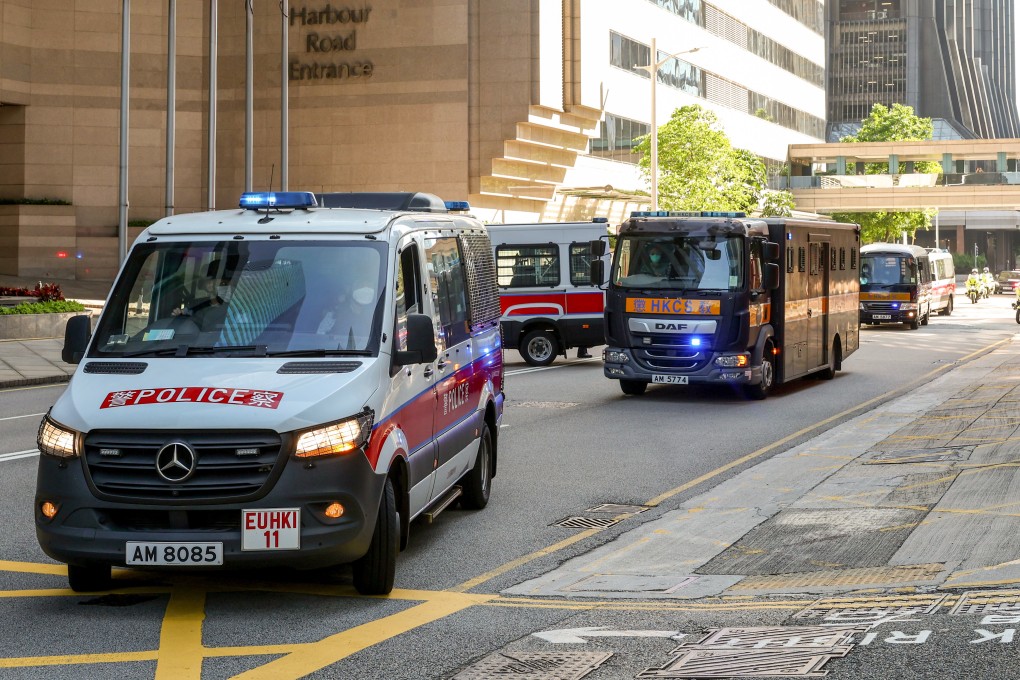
[602,347,763,385]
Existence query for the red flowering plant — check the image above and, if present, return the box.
[0,282,65,302]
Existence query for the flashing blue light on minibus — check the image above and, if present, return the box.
[444,201,471,212]
[239,191,318,210]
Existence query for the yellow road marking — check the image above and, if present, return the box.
[231,593,490,680]
[0,560,66,576]
[155,589,207,680]
[0,651,157,669]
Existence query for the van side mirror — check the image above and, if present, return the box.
[764,242,781,261]
[62,314,92,364]
[590,260,605,287]
[590,239,606,258]
[764,263,780,290]
[394,313,439,366]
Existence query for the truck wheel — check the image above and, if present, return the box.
[744,343,775,400]
[67,564,112,592]
[352,477,398,595]
[460,422,493,510]
[619,379,647,396]
[819,341,840,380]
[520,329,558,367]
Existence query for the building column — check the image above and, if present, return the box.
[889,154,899,174]
[943,153,954,174]
[998,152,1007,172]
[836,156,846,175]
[956,225,965,255]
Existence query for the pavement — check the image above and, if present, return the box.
[0,274,112,389]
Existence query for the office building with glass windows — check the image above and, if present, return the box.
[827,0,1020,140]
[0,0,824,279]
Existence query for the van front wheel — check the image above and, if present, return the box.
[520,330,558,367]
[352,477,398,595]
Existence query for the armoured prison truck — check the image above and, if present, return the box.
[596,211,860,399]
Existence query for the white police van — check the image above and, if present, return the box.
[36,191,504,595]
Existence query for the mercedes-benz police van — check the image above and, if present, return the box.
[36,191,503,595]
[597,211,860,399]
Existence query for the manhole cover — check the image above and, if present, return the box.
[950,590,1020,616]
[586,503,650,515]
[638,626,862,678]
[453,651,612,679]
[552,516,621,529]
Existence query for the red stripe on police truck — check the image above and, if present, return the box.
[100,387,283,409]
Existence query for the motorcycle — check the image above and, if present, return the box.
[1013,298,1020,324]
[967,282,980,304]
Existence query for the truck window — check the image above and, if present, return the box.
[569,243,593,286]
[612,236,743,290]
[749,240,763,290]
[426,237,470,347]
[495,245,560,287]
[394,242,422,352]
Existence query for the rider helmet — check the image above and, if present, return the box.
[972,268,979,274]
[984,267,990,273]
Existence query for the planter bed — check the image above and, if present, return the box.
[0,310,92,341]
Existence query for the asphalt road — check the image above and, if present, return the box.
[0,293,1018,679]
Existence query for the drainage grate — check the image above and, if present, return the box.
[453,651,612,680]
[794,593,947,620]
[950,590,1020,616]
[729,563,944,591]
[586,503,651,515]
[552,516,621,529]
[513,401,580,409]
[638,626,862,678]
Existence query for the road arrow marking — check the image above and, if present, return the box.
[533,627,684,644]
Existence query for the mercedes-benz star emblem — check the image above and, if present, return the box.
[155,442,197,483]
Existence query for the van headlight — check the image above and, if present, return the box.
[294,410,374,458]
[37,417,80,458]
[900,302,918,310]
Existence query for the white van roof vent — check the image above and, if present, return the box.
[316,192,449,213]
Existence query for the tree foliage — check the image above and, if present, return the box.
[635,104,794,215]
[833,103,939,243]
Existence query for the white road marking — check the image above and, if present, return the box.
[505,358,599,376]
[0,449,40,462]
[533,626,685,644]
[0,412,45,422]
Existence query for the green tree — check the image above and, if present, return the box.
[635,104,794,215]
[832,103,939,243]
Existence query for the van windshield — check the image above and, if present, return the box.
[91,240,388,358]
[612,235,744,290]
[860,254,916,286]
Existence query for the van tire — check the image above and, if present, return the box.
[67,564,112,592]
[619,379,647,396]
[745,342,775,400]
[908,317,919,330]
[352,477,398,595]
[461,422,493,510]
[944,297,953,316]
[520,330,558,367]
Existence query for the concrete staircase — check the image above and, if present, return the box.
[471,103,603,213]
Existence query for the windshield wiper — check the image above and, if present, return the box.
[265,348,372,357]
[121,344,267,358]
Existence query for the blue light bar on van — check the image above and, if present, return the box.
[444,201,471,212]
[239,191,318,210]
[630,210,745,218]
[592,217,609,223]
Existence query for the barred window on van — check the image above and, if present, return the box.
[496,245,560,288]
[569,243,594,286]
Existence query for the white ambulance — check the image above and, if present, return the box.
[36,191,504,595]
[487,219,610,366]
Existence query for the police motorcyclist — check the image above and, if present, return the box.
[966,268,982,301]
[982,267,996,296]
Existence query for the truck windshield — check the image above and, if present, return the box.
[860,254,916,286]
[612,235,744,290]
[91,239,388,358]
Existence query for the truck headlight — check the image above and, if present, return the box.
[606,350,630,364]
[714,354,749,368]
[37,417,80,458]
[294,410,374,458]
